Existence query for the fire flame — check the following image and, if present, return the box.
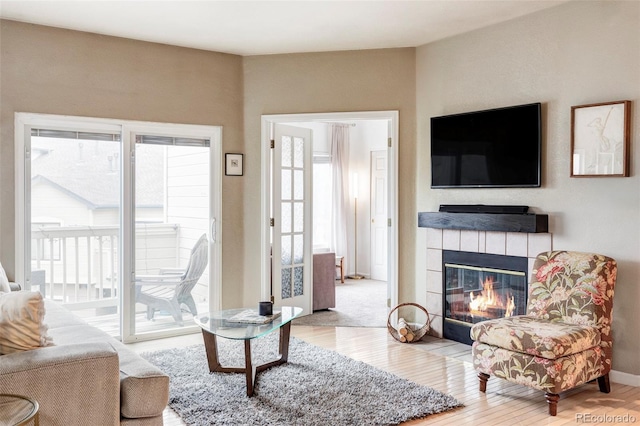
[469,276,516,318]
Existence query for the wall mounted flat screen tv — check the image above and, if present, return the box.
[431,103,541,188]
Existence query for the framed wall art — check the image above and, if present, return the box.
[225,153,243,176]
[571,100,631,177]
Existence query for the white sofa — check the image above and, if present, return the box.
[0,293,169,425]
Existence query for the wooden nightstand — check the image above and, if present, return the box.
[335,256,344,283]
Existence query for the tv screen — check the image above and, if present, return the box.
[431,103,541,188]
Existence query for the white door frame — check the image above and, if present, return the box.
[260,111,399,311]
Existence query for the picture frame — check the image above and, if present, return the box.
[571,100,631,177]
[225,153,243,176]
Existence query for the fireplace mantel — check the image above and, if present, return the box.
[418,212,548,233]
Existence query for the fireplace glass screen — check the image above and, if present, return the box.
[444,260,527,325]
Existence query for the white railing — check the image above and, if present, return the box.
[31,224,179,310]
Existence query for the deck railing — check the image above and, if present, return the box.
[30,224,179,310]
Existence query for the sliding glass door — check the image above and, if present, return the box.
[16,114,222,342]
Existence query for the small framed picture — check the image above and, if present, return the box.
[225,153,243,176]
[571,100,631,177]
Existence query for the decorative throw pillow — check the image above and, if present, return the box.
[0,262,11,294]
[0,291,54,355]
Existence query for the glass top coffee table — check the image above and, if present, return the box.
[194,306,303,396]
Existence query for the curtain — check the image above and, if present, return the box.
[330,124,350,271]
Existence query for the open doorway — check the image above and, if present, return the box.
[260,111,398,327]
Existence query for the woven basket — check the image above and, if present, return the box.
[387,303,431,343]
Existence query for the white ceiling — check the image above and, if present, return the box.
[0,1,567,56]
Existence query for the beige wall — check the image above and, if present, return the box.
[0,20,245,306]
[243,49,417,307]
[416,1,640,375]
[2,1,638,379]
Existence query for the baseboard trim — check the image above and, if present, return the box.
[611,369,640,387]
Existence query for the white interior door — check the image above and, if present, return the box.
[370,150,388,281]
[272,124,313,315]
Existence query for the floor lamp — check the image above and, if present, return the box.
[347,173,364,280]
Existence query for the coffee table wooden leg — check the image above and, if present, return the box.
[278,321,291,363]
[202,330,244,374]
[202,329,222,372]
[244,340,257,397]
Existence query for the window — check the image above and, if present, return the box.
[313,156,332,251]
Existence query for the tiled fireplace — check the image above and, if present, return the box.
[442,249,529,345]
[423,227,552,342]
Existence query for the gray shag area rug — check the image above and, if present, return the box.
[143,334,462,425]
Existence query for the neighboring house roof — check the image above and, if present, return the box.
[31,139,163,208]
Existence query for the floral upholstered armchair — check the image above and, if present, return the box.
[470,251,617,416]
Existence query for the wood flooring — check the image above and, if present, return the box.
[128,326,640,426]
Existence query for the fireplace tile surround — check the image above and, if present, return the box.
[424,228,552,339]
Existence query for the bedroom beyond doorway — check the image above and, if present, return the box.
[292,278,387,327]
[261,110,398,327]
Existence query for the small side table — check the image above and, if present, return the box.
[335,256,344,283]
[0,394,39,425]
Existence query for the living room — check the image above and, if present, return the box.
[1,1,639,424]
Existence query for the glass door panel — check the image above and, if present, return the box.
[131,134,211,336]
[272,124,312,315]
[29,129,122,335]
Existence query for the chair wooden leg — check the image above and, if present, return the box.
[545,392,559,416]
[478,373,489,392]
[598,374,611,393]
